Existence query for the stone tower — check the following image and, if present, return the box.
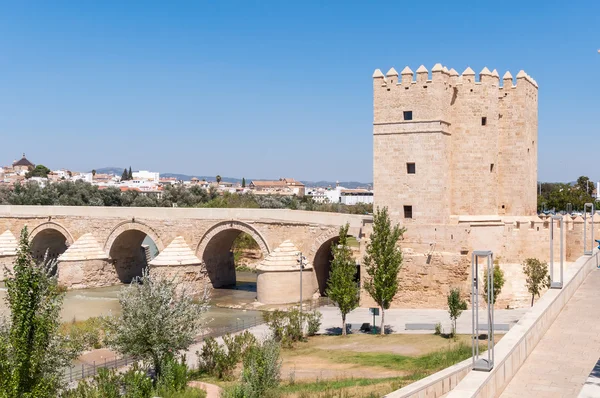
[372,64,538,225]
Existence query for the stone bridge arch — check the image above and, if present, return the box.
[196,221,270,288]
[104,221,165,283]
[29,221,75,264]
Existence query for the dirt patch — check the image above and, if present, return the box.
[280,355,406,381]
[315,341,420,356]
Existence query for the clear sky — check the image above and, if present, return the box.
[0,1,598,183]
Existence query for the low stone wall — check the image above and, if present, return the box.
[384,357,472,398]
[382,250,598,398]
[446,250,599,398]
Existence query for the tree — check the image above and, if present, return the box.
[25,164,51,179]
[216,175,222,184]
[326,223,359,336]
[577,176,594,196]
[0,226,79,397]
[483,264,506,305]
[103,269,209,378]
[121,168,128,181]
[362,207,406,335]
[128,166,133,180]
[523,258,550,306]
[91,169,96,178]
[447,288,467,338]
[242,177,246,188]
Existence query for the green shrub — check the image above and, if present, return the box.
[155,355,189,393]
[305,310,322,337]
[224,338,282,398]
[197,331,258,380]
[434,322,442,336]
[263,307,306,347]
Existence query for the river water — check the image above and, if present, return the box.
[0,271,262,331]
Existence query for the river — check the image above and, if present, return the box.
[0,271,262,331]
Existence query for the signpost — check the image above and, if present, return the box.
[369,307,379,334]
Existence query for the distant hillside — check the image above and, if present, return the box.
[93,168,371,188]
[93,167,127,175]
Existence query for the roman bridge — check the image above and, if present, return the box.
[0,205,370,304]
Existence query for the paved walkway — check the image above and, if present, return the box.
[317,306,528,335]
[500,269,600,398]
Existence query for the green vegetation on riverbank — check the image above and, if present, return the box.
[0,180,372,214]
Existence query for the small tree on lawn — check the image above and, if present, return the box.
[447,288,467,338]
[363,207,406,335]
[483,264,506,306]
[326,223,359,336]
[523,258,550,307]
[0,226,80,398]
[104,269,209,378]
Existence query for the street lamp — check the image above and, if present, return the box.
[297,252,307,318]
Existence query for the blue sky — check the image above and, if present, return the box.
[0,1,598,182]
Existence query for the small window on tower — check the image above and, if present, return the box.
[407,163,416,174]
[404,205,413,219]
[490,164,494,172]
[482,117,487,126]
[403,111,413,121]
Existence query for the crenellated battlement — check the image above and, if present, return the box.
[373,64,537,90]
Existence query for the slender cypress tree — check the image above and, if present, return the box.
[121,168,128,181]
[326,223,359,336]
[363,207,405,335]
[0,227,79,397]
[128,166,133,180]
[242,177,246,188]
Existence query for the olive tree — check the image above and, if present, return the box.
[326,223,359,336]
[363,207,406,335]
[104,269,209,378]
[0,226,79,398]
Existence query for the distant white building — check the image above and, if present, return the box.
[28,177,48,188]
[132,170,159,183]
[72,173,93,183]
[323,185,374,205]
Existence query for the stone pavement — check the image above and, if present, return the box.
[317,306,528,335]
[499,269,600,398]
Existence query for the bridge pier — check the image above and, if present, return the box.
[256,240,317,305]
[149,236,208,295]
[56,233,119,289]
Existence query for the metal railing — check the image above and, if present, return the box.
[61,297,333,383]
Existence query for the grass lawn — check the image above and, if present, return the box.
[195,334,495,398]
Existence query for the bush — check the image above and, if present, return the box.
[434,322,442,336]
[224,338,282,398]
[61,317,104,350]
[263,307,305,347]
[305,310,322,336]
[156,355,189,393]
[197,331,258,380]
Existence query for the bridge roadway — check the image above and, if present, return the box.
[499,268,600,398]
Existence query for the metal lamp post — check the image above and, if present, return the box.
[297,251,307,319]
[550,215,564,289]
[471,250,494,372]
[584,203,595,255]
